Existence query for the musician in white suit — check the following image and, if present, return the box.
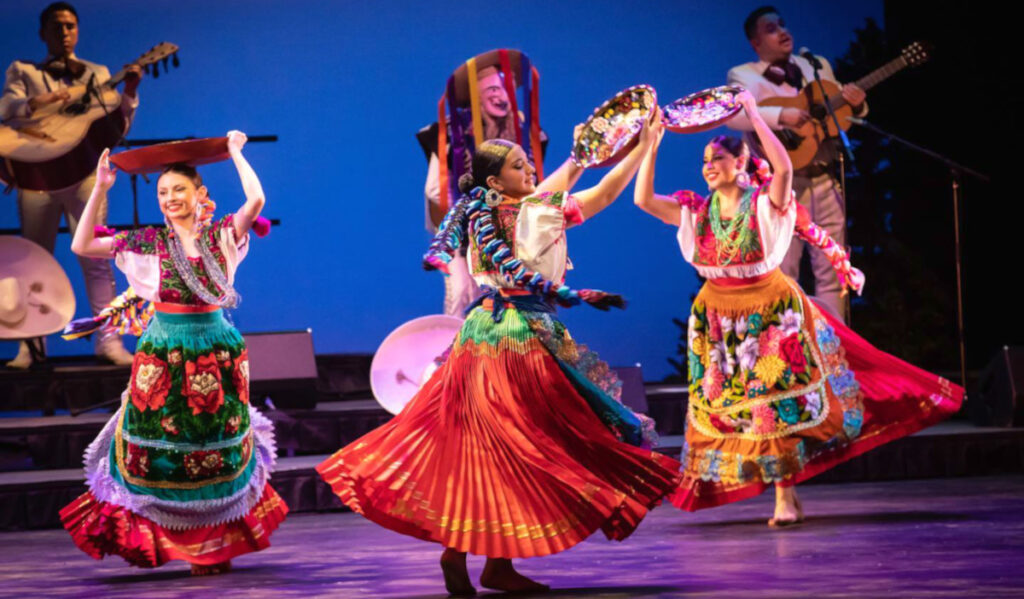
[0,2,140,367]
[726,6,866,321]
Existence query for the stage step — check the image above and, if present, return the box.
[0,399,392,472]
[2,422,1022,532]
[0,384,690,472]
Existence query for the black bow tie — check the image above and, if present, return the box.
[42,57,86,80]
[763,60,802,89]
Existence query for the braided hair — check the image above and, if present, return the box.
[424,140,624,310]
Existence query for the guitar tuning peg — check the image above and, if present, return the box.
[152,65,159,79]
[172,53,179,68]
[143,64,150,75]
[162,57,169,72]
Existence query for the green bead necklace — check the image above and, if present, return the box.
[709,187,755,265]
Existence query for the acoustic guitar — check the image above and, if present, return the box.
[0,42,178,192]
[759,42,930,170]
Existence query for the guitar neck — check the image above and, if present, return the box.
[826,55,909,110]
[104,68,130,89]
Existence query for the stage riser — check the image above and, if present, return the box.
[0,403,393,472]
[2,430,1021,532]
[0,353,372,414]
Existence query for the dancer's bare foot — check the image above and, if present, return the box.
[440,548,476,596]
[768,485,804,527]
[190,560,231,576]
[480,558,549,593]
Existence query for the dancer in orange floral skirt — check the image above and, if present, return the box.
[634,90,963,525]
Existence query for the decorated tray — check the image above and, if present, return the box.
[109,137,230,175]
[663,85,744,134]
[571,84,656,168]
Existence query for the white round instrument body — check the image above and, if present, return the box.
[370,314,464,415]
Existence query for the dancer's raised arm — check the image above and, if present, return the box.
[227,130,266,239]
[70,149,117,259]
[572,107,661,220]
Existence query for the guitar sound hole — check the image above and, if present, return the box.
[776,130,804,151]
[809,103,828,121]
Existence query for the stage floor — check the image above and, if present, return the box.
[2,476,1022,598]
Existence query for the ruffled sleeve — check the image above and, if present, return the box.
[212,214,249,284]
[514,191,576,283]
[673,190,706,266]
[112,227,162,302]
[755,182,797,270]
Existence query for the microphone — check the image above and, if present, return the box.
[798,47,823,70]
[846,116,867,126]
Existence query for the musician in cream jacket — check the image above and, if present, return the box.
[1,2,140,367]
[726,6,866,322]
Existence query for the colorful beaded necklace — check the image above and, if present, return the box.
[709,187,755,265]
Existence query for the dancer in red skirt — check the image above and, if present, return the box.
[634,90,964,525]
[318,114,681,594]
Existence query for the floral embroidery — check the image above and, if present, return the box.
[183,450,224,479]
[167,349,183,366]
[130,353,171,412]
[125,443,150,477]
[225,415,241,435]
[690,193,765,267]
[160,415,179,436]
[185,353,224,415]
[233,350,250,405]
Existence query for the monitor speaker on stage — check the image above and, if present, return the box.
[972,346,1024,427]
[243,330,318,410]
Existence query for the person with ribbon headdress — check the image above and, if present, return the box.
[1,2,141,368]
[57,131,285,575]
[320,111,679,595]
[634,90,962,527]
[417,49,584,316]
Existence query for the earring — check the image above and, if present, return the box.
[484,188,502,207]
[736,172,751,188]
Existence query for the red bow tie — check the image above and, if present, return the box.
[763,61,802,89]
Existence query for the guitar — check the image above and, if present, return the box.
[0,42,179,192]
[759,42,931,170]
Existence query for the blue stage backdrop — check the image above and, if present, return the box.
[1,0,881,380]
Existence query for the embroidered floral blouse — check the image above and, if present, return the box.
[675,183,795,280]
[112,215,249,305]
[469,191,585,289]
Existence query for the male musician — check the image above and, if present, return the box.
[726,6,866,321]
[1,2,140,367]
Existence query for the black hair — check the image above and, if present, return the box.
[708,135,757,176]
[40,2,78,29]
[457,139,516,194]
[160,163,204,188]
[743,5,779,40]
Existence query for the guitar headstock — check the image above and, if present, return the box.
[902,41,932,67]
[136,42,179,67]
[134,42,180,79]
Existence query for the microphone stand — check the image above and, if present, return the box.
[804,51,856,322]
[847,116,989,393]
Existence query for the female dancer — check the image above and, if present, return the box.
[634,92,963,525]
[318,115,681,595]
[60,131,287,574]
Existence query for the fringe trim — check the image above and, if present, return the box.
[82,401,277,531]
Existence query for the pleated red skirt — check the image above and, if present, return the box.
[317,304,681,558]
